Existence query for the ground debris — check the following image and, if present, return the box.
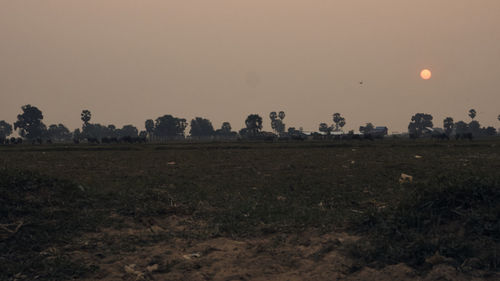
[146,264,159,273]
[399,173,413,183]
[124,264,145,280]
[182,252,202,260]
[425,251,455,266]
[0,220,24,240]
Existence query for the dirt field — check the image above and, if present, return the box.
[1,140,499,280]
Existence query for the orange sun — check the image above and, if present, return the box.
[420,69,432,80]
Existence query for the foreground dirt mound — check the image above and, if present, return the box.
[73,216,499,281]
[75,220,355,281]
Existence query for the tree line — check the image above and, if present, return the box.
[407,109,498,140]
[0,104,499,144]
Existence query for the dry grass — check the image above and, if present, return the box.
[1,140,499,280]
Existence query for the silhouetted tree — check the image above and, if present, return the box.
[154,115,187,138]
[443,117,454,136]
[245,114,263,137]
[81,110,91,127]
[269,111,277,121]
[468,109,477,120]
[73,129,82,141]
[139,130,147,139]
[408,113,433,138]
[277,111,286,135]
[0,121,13,140]
[238,128,249,138]
[145,119,155,139]
[332,113,346,132]
[190,117,215,138]
[106,125,118,138]
[278,111,285,121]
[215,122,236,138]
[270,112,277,132]
[359,123,374,134]
[221,122,231,134]
[455,121,468,135]
[14,105,46,140]
[82,123,108,140]
[469,120,481,136]
[287,127,299,135]
[319,123,332,135]
[269,111,285,136]
[47,124,72,142]
[118,125,139,138]
[483,127,496,136]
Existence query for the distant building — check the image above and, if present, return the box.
[424,127,445,136]
[431,128,445,134]
[370,126,388,137]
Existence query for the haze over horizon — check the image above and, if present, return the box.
[1,1,500,133]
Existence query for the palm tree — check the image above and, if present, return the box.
[278,111,285,120]
[269,112,277,121]
[81,110,91,127]
[468,109,476,120]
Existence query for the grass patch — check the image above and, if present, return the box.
[350,174,500,272]
[0,169,100,280]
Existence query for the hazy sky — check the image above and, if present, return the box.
[1,1,499,133]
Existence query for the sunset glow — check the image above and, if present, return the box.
[1,1,499,132]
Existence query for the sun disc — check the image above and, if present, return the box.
[420,69,432,80]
